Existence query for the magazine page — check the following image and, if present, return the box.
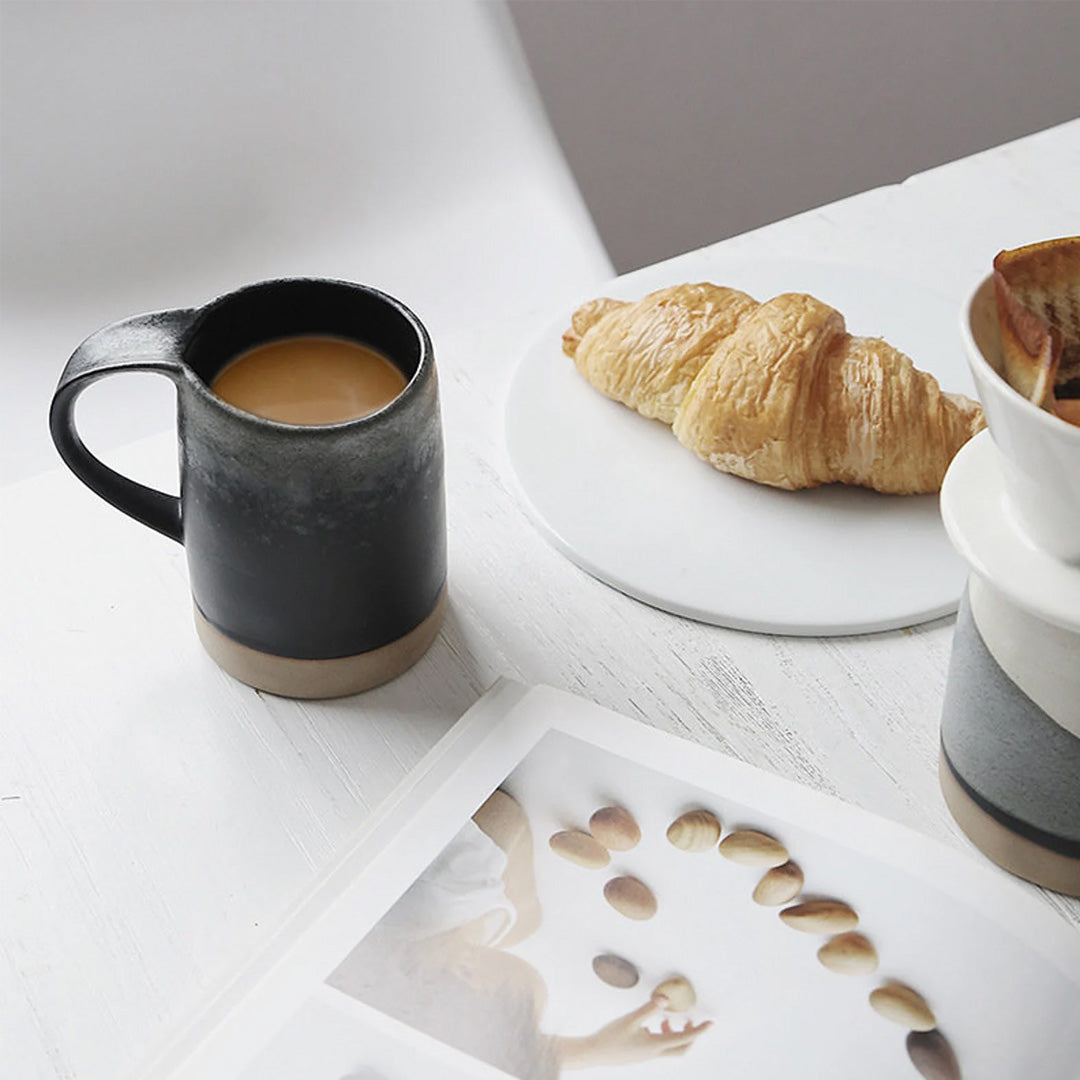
[145,682,1080,1080]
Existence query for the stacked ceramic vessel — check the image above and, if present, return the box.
[939,273,1080,897]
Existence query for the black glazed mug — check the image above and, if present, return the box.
[49,279,446,697]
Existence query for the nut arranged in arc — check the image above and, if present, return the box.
[779,899,859,934]
[906,1029,961,1080]
[549,829,610,869]
[550,802,958,1076]
[666,809,722,852]
[590,806,641,851]
[592,953,640,989]
[603,875,658,920]
[718,829,789,867]
[752,861,804,906]
[870,984,937,1032]
[653,975,696,1012]
[817,932,879,975]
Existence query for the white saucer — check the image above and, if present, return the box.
[940,429,1080,635]
[505,256,975,635]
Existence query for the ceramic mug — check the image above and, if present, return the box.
[961,275,1080,563]
[49,278,446,698]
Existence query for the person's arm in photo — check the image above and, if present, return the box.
[472,789,542,946]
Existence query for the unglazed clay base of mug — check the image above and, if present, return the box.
[194,585,447,699]
[940,751,1080,897]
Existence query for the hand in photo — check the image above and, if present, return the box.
[555,994,712,1069]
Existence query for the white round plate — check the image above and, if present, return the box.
[505,256,976,635]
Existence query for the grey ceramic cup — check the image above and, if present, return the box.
[50,278,446,697]
[940,578,1080,896]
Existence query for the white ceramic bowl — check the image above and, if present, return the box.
[961,275,1080,564]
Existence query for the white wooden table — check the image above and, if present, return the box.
[3,73,1079,1078]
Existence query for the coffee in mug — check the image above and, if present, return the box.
[49,279,446,698]
[211,335,408,425]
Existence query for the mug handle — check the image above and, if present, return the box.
[48,308,196,543]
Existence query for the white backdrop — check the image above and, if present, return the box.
[511,1,1080,272]
[0,1,608,484]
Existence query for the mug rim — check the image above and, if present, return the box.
[178,277,434,434]
[961,272,1080,445]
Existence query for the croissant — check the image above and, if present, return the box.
[562,284,985,494]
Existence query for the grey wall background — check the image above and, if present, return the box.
[510,0,1080,273]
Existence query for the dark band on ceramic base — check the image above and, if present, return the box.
[194,585,447,699]
[940,750,1080,897]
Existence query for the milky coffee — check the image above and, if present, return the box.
[211,335,407,425]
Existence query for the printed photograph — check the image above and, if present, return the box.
[321,729,1080,1080]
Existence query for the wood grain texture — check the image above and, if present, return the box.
[3,100,1079,1080]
